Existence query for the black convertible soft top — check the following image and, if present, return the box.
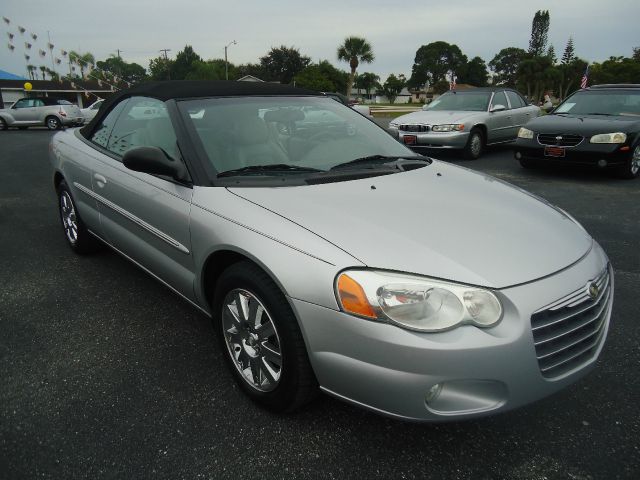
[81,80,319,136]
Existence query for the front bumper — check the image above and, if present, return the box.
[291,242,612,421]
[515,138,630,168]
[391,128,470,150]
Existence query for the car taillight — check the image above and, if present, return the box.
[59,109,67,117]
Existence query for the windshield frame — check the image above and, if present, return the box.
[552,88,640,116]
[177,95,422,187]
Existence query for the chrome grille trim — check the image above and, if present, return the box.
[399,124,430,132]
[531,265,611,379]
[537,133,584,147]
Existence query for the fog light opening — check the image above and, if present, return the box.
[515,151,522,160]
[597,159,608,168]
[425,383,443,404]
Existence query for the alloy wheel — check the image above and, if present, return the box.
[632,146,640,176]
[60,191,78,244]
[222,289,282,392]
[470,133,482,157]
[47,117,59,130]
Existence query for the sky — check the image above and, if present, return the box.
[1,0,638,81]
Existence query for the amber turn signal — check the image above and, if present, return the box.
[337,273,377,318]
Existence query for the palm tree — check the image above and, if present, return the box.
[70,51,95,79]
[39,65,47,80]
[337,37,374,100]
[26,64,36,80]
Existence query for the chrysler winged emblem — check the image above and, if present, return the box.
[587,282,599,300]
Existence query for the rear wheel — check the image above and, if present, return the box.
[46,116,61,130]
[0,118,7,130]
[212,261,318,412]
[616,145,640,179]
[463,128,484,159]
[57,180,101,254]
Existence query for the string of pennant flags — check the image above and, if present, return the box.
[2,14,134,98]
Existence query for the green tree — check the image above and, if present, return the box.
[408,41,467,88]
[590,56,640,85]
[69,51,95,79]
[235,62,268,80]
[489,47,527,87]
[38,65,47,80]
[557,58,588,100]
[354,72,380,99]
[632,47,640,62]
[149,56,173,80]
[528,10,550,57]
[517,56,555,102]
[172,45,202,80]
[378,74,405,104]
[561,37,576,64]
[259,46,311,84]
[547,45,557,64]
[337,36,375,100]
[96,55,147,84]
[294,64,335,91]
[457,56,488,86]
[26,64,36,80]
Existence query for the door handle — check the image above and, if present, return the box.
[93,173,107,188]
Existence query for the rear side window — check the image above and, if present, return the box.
[90,100,129,148]
[506,91,526,108]
[491,91,508,109]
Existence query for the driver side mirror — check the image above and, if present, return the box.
[123,146,189,183]
[490,104,507,113]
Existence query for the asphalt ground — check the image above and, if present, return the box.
[1,124,639,480]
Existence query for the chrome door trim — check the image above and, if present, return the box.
[73,182,190,255]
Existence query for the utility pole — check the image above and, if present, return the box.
[159,49,171,80]
[116,49,123,59]
[224,40,237,80]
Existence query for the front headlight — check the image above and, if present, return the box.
[336,270,502,332]
[517,127,534,139]
[389,121,399,129]
[590,132,627,144]
[431,124,464,132]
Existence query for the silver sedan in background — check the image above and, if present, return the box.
[389,88,540,159]
[49,81,612,421]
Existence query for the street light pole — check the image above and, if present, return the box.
[224,40,237,80]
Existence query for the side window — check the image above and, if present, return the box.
[506,91,526,109]
[90,99,129,148]
[491,91,508,109]
[107,96,177,159]
[34,99,45,107]
[13,99,29,109]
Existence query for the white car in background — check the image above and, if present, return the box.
[81,99,104,123]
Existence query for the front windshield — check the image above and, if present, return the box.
[179,96,414,175]
[425,92,491,112]
[554,90,640,116]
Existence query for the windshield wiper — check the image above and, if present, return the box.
[217,164,324,177]
[330,155,428,171]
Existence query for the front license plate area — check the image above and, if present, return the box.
[544,146,565,157]
[403,135,417,145]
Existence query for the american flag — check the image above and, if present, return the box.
[449,75,456,91]
[580,65,589,89]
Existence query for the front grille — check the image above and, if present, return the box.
[537,133,583,147]
[399,124,429,132]
[531,266,611,379]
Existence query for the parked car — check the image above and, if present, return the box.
[0,97,84,130]
[514,84,640,179]
[388,88,540,159]
[81,98,104,123]
[50,81,613,421]
[323,91,373,118]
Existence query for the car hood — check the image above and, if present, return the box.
[392,110,482,125]
[228,163,592,289]
[526,114,640,134]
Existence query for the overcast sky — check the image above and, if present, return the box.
[1,0,638,81]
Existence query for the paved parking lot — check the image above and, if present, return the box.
[1,127,639,479]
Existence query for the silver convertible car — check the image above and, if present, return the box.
[50,81,613,421]
[389,88,540,159]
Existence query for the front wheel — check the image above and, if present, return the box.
[57,180,101,254]
[213,261,318,412]
[616,145,640,179]
[46,116,61,130]
[463,128,484,159]
[0,118,7,130]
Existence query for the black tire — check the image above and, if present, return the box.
[46,116,61,130]
[519,158,540,169]
[212,261,318,412]
[17,126,28,130]
[0,118,7,131]
[616,144,640,179]
[56,180,101,254]
[463,128,484,159]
